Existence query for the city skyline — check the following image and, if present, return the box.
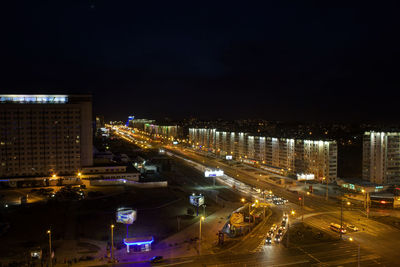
[1,3,400,265]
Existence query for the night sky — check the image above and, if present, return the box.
[1,2,399,122]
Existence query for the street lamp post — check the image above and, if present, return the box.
[340,197,343,239]
[362,189,369,219]
[323,177,328,201]
[349,237,360,267]
[241,198,252,231]
[47,229,52,267]
[300,192,305,222]
[340,198,351,240]
[110,224,115,261]
[199,216,205,240]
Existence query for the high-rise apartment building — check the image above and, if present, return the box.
[363,131,400,185]
[0,94,93,178]
[189,128,337,182]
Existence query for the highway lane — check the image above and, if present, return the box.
[122,240,389,267]
[167,147,400,264]
[168,147,339,212]
[111,128,397,265]
[303,209,400,264]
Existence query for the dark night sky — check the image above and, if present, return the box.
[1,2,399,122]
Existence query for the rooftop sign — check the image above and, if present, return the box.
[0,95,68,104]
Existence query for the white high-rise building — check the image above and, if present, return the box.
[363,131,400,185]
[189,127,337,182]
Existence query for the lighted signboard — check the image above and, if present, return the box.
[0,95,68,103]
[296,173,315,181]
[204,169,224,177]
[116,207,137,224]
[126,116,135,126]
[230,212,244,226]
[226,155,233,160]
[190,194,205,207]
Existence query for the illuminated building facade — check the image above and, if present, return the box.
[143,124,183,140]
[0,94,92,178]
[189,128,337,182]
[129,118,155,130]
[363,131,400,185]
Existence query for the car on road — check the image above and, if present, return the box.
[347,225,359,231]
[283,213,288,221]
[281,221,287,229]
[150,256,164,263]
[274,235,281,243]
[281,198,289,203]
[266,197,274,203]
[268,230,274,237]
[277,228,283,236]
[265,236,272,245]
[271,224,277,231]
[273,200,284,205]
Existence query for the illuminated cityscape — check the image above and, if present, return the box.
[1,2,400,267]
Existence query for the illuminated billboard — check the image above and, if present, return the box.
[116,207,137,224]
[190,194,205,207]
[226,155,233,160]
[204,169,224,177]
[296,173,315,181]
[0,95,68,103]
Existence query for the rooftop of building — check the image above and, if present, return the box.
[0,94,92,104]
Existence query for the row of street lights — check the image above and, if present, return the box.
[44,225,116,265]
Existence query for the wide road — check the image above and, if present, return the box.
[165,146,400,264]
[111,127,397,265]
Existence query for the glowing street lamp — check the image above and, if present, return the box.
[199,216,205,240]
[348,236,360,266]
[291,210,296,215]
[110,224,115,261]
[47,229,52,267]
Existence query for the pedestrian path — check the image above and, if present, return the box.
[109,206,237,264]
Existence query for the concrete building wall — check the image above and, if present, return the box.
[0,94,92,178]
[363,131,400,185]
[188,127,337,182]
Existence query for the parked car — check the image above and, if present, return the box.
[150,256,163,263]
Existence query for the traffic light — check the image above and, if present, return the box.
[298,197,302,201]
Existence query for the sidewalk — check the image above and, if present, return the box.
[113,206,235,263]
[53,206,237,266]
